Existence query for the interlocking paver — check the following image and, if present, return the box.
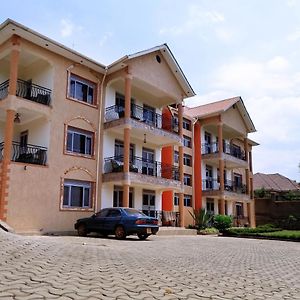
[1,231,300,299]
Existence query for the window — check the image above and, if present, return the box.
[69,74,96,105]
[174,151,179,163]
[114,140,135,161]
[183,154,192,166]
[63,179,92,209]
[107,209,121,217]
[67,126,93,156]
[183,118,191,131]
[184,174,192,186]
[174,193,179,206]
[183,135,191,148]
[113,186,134,208]
[206,199,215,215]
[184,195,192,207]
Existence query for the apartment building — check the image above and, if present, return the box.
[185,97,258,227]
[0,19,195,233]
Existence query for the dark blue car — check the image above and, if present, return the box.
[74,207,159,240]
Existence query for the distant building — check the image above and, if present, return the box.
[254,173,300,225]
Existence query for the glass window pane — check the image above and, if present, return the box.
[71,186,83,207]
[76,82,84,101]
[79,134,86,154]
[86,137,92,155]
[67,132,73,151]
[88,87,94,104]
[83,187,90,207]
[81,84,88,101]
[70,80,75,98]
[73,133,81,153]
[63,186,69,206]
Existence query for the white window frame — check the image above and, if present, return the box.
[184,173,192,186]
[184,194,192,207]
[69,74,95,105]
[183,154,192,166]
[67,126,93,156]
[183,135,192,148]
[63,179,92,208]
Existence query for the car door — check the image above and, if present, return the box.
[88,208,109,233]
[103,209,122,234]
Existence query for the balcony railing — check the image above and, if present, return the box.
[202,178,246,194]
[0,79,51,105]
[0,141,47,165]
[104,156,180,181]
[202,142,246,160]
[0,80,9,100]
[105,104,178,133]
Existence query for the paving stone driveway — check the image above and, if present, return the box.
[0,230,300,300]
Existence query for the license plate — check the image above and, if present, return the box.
[147,228,152,234]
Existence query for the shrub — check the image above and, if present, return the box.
[213,215,232,233]
[198,227,219,235]
[227,225,281,236]
[189,208,213,230]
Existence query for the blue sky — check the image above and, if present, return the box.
[1,0,300,181]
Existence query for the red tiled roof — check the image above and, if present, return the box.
[184,97,240,118]
[253,173,300,192]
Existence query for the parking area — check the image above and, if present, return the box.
[0,230,300,299]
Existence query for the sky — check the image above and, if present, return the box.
[1,0,300,181]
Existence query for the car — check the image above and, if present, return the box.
[74,207,159,240]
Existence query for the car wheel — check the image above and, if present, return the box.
[137,234,150,240]
[77,224,87,237]
[115,225,126,239]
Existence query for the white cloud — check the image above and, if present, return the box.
[213,57,300,97]
[60,19,83,39]
[287,0,298,7]
[215,27,234,42]
[60,19,74,37]
[287,29,300,42]
[99,32,113,47]
[159,5,225,37]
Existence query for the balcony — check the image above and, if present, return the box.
[0,79,51,106]
[202,178,247,200]
[201,142,247,169]
[103,156,181,191]
[0,141,47,166]
[104,104,181,146]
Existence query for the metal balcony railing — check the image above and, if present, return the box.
[201,142,246,160]
[16,79,51,106]
[202,178,246,194]
[0,80,9,100]
[0,141,47,165]
[104,155,180,181]
[0,79,51,105]
[105,104,178,133]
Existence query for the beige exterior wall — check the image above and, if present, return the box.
[3,38,103,233]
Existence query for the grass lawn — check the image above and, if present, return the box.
[260,230,300,239]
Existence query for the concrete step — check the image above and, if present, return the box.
[157,226,197,236]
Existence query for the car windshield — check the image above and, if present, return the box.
[124,209,147,217]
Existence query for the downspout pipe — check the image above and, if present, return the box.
[95,66,108,213]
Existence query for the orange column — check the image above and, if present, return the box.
[218,122,225,215]
[178,103,184,227]
[8,35,20,96]
[123,69,132,208]
[162,146,174,211]
[0,110,15,221]
[194,122,202,210]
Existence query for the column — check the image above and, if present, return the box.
[218,122,225,215]
[123,68,132,207]
[0,110,15,220]
[8,35,21,96]
[178,103,184,227]
[194,122,202,210]
[244,137,250,195]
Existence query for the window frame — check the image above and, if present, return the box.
[183,173,192,186]
[67,73,97,107]
[183,135,192,148]
[174,193,179,206]
[183,118,191,131]
[61,179,94,211]
[174,150,179,164]
[65,125,95,158]
[184,194,192,207]
[183,153,192,166]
